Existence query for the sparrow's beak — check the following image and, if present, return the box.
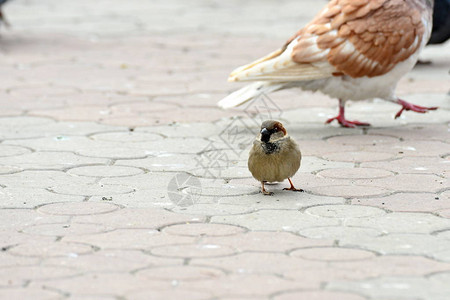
[260,128,271,143]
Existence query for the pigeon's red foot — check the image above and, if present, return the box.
[326,115,370,128]
[395,99,438,119]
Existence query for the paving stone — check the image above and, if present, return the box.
[329,255,450,278]
[90,190,173,209]
[273,291,367,300]
[38,201,120,216]
[290,247,376,262]
[0,151,110,170]
[72,207,205,229]
[0,170,96,189]
[326,134,399,146]
[339,234,450,257]
[9,241,96,258]
[115,154,199,172]
[361,157,449,176]
[307,185,391,198]
[136,265,225,281]
[171,203,255,216]
[326,275,450,300]
[52,182,134,197]
[0,265,79,286]
[151,243,237,258]
[180,274,311,298]
[0,288,62,300]
[0,116,55,139]
[305,205,387,219]
[67,165,144,177]
[218,192,346,210]
[163,223,246,237]
[212,210,340,232]
[358,174,449,193]
[299,226,382,240]
[317,168,394,179]
[89,131,164,142]
[40,273,172,296]
[0,166,22,174]
[351,193,450,213]
[43,249,182,272]
[62,229,196,250]
[345,212,450,234]
[0,209,69,231]
[322,151,396,163]
[0,145,32,157]
[22,222,115,237]
[126,289,213,300]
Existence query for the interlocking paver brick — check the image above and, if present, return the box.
[62,229,196,250]
[0,288,62,300]
[9,241,96,258]
[273,291,367,300]
[299,226,382,240]
[43,249,182,272]
[290,247,376,261]
[38,201,119,216]
[163,223,246,237]
[199,231,333,252]
[0,0,449,298]
[352,193,449,212]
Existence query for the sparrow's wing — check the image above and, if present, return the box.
[229,0,430,82]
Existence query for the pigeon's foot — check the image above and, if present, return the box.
[326,115,370,128]
[395,99,438,119]
[327,99,371,128]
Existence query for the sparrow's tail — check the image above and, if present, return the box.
[217,82,284,109]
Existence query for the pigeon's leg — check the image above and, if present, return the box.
[326,99,371,128]
[283,178,304,192]
[394,99,438,119]
[261,181,273,196]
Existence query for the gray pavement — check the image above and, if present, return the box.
[0,0,449,299]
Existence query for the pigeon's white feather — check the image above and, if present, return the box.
[218,82,284,109]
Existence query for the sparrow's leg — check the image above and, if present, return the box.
[261,181,273,196]
[283,178,304,192]
[394,99,438,119]
[326,99,371,128]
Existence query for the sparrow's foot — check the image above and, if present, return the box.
[262,190,274,196]
[283,178,304,192]
[395,99,438,119]
[326,116,370,128]
[261,181,273,196]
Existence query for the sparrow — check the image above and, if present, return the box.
[218,0,437,128]
[248,120,302,195]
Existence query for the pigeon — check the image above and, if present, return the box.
[0,0,10,27]
[429,0,450,44]
[248,120,302,195]
[218,0,437,128]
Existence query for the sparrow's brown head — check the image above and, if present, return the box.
[259,120,287,143]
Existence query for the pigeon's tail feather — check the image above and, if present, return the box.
[218,82,284,109]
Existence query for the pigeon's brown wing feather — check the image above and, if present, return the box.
[292,0,428,78]
[228,0,429,82]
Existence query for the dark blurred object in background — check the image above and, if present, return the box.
[0,0,9,27]
[429,0,450,44]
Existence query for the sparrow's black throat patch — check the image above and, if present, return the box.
[262,142,280,154]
